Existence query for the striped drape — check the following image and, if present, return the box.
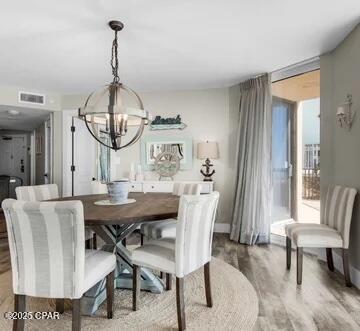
[230,74,272,245]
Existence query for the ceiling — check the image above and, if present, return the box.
[0,1,359,94]
[272,70,320,102]
[0,106,50,131]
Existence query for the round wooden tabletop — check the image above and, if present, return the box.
[53,192,180,226]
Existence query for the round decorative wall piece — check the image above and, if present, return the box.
[154,151,180,180]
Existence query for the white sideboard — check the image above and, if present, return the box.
[128,181,213,194]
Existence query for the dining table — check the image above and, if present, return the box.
[52,192,179,315]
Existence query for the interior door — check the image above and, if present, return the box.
[0,137,13,175]
[272,97,294,223]
[44,117,52,184]
[0,135,27,184]
[73,117,96,196]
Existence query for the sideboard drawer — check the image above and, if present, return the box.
[199,182,213,194]
[129,182,142,192]
[143,182,173,193]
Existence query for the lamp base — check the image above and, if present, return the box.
[202,177,213,182]
[200,158,215,182]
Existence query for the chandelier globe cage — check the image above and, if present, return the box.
[78,20,151,151]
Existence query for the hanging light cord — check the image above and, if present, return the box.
[111,30,120,83]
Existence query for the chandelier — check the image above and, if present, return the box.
[79,20,151,151]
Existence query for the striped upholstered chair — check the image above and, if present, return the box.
[2,199,116,331]
[285,185,357,286]
[15,184,96,248]
[140,183,202,244]
[91,180,107,194]
[132,192,220,331]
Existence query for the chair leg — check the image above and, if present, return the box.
[85,239,91,249]
[133,265,140,311]
[106,271,114,319]
[72,298,81,331]
[286,237,291,270]
[160,271,164,279]
[297,247,303,285]
[140,234,144,246]
[55,299,65,314]
[13,294,25,331]
[176,277,186,331]
[204,262,213,308]
[343,248,352,287]
[326,248,335,272]
[122,238,127,247]
[165,273,172,290]
[93,233,97,250]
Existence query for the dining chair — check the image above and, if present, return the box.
[15,184,97,249]
[285,185,357,286]
[132,191,220,331]
[140,183,202,244]
[2,199,116,331]
[91,180,107,194]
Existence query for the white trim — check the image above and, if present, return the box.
[317,249,360,289]
[214,223,230,233]
[271,57,320,82]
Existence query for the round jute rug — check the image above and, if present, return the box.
[0,257,258,330]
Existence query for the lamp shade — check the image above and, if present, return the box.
[197,141,219,159]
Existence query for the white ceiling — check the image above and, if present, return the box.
[0,106,50,131]
[0,1,359,94]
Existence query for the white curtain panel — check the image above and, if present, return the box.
[230,74,272,245]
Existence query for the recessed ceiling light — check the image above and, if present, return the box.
[7,109,20,116]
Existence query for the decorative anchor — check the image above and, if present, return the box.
[200,158,215,181]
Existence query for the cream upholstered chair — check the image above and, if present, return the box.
[132,192,220,331]
[140,183,202,244]
[15,183,59,201]
[91,180,107,194]
[15,184,96,248]
[286,185,357,286]
[2,199,116,331]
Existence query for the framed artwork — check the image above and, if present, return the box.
[141,135,193,170]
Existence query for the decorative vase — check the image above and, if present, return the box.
[107,180,129,203]
[136,164,144,182]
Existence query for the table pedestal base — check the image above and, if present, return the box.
[81,224,164,315]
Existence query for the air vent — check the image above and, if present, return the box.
[18,91,45,105]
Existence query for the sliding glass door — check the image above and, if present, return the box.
[272,97,294,223]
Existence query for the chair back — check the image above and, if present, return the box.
[91,180,108,194]
[172,183,201,196]
[322,185,357,248]
[1,199,85,299]
[175,191,219,277]
[15,184,59,201]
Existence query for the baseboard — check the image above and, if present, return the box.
[316,249,360,289]
[214,223,230,233]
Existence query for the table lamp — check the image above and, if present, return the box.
[197,141,219,181]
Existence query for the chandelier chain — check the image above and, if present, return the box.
[111,30,120,83]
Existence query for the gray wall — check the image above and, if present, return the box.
[62,88,238,225]
[320,24,360,269]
